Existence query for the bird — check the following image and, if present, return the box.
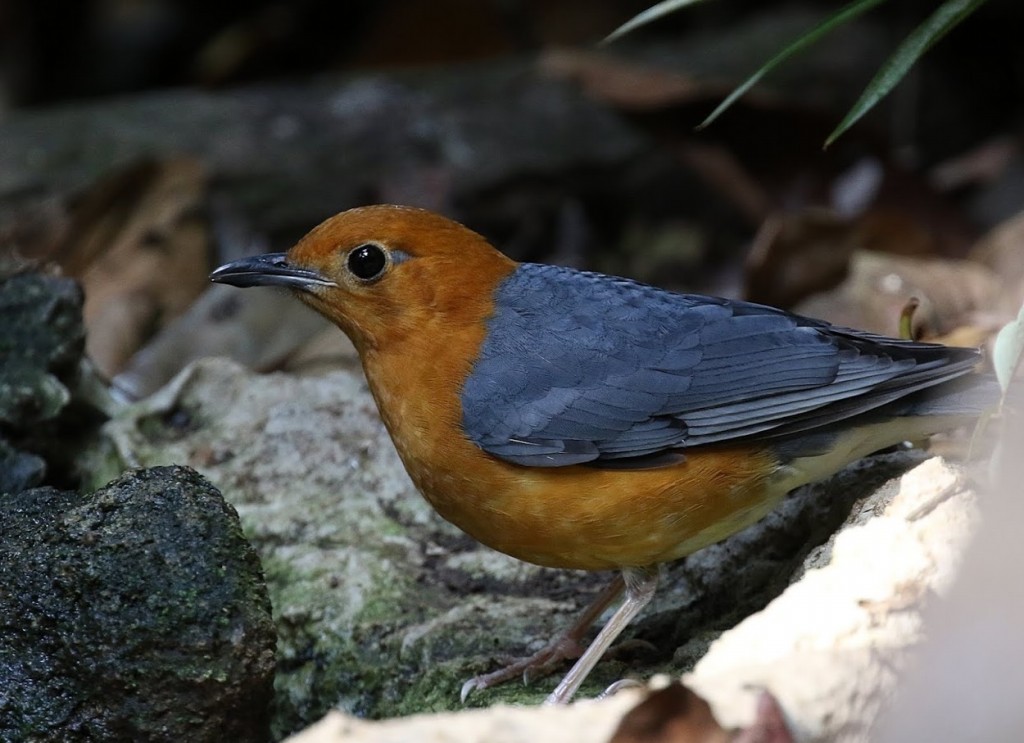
[210,204,991,705]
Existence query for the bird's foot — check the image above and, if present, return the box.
[460,635,585,703]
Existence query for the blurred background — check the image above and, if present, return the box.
[2,0,1023,418]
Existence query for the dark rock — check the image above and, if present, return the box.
[0,272,93,491]
[0,436,46,492]
[0,465,276,743]
[0,273,83,426]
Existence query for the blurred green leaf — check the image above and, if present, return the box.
[825,0,989,147]
[698,0,889,130]
[993,302,1024,395]
[602,0,713,46]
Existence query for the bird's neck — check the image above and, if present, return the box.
[356,309,490,506]
[347,254,520,518]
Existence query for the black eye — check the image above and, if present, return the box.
[346,244,387,281]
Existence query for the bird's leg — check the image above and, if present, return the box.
[460,572,626,703]
[545,566,658,705]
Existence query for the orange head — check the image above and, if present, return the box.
[210,205,516,354]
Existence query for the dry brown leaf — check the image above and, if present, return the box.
[968,209,1024,313]
[930,136,1019,191]
[608,683,730,743]
[608,683,796,743]
[744,203,985,312]
[113,286,332,401]
[853,209,937,257]
[793,250,1004,342]
[744,210,860,309]
[49,158,209,378]
[539,49,715,111]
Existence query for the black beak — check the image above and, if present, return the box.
[209,253,336,290]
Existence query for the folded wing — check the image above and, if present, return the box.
[460,264,979,467]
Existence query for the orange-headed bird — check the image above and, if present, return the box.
[211,205,990,704]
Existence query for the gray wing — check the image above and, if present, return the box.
[460,263,980,467]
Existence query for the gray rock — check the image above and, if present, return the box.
[0,61,643,248]
[0,437,46,493]
[0,272,88,491]
[0,465,276,742]
[0,274,84,402]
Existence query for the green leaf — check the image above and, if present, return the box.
[993,302,1024,395]
[602,0,713,46]
[698,0,890,130]
[825,0,989,147]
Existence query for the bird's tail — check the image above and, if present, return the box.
[772,374,1006,468]
[901,374,1003,418]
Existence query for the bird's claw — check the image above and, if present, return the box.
[598,678,645,699]
[460,677,482,704]
[459,636,585,704]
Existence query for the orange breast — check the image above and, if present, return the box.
[404,438,783,570]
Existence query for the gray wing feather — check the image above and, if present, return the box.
[460,264,979,467]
